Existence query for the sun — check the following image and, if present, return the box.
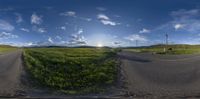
[97,43,103,47]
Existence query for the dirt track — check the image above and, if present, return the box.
[119,51,200,98]
[0,50,23,96]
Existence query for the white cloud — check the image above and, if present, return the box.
[60,11,76,17]
[0,20,14,31]
[170,9,199,19]
[174,24,184,30]
[97,14,119,26]
[78,28,83,34]
[100,20,117,26]
[48,37,53,43]
[96,7,106,11]
[171,9,200,33]
[60,26,66,30]
[68,29,87,46]
[32,26,47,33]
[97,14,110,20]
[125,34,147,42]
[26,42,34,46]
[139,28,150,33]
[0,32,18,39]
[31,13,43,25]
[55,36,62,40]
[38,28,46,33]
[15,13,23,23]
[20,28,30,32]
[60,11,92,22]
[85,18,92,21]
[155,9,200,34]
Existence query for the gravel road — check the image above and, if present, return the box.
[119,51,200,98]
[0,50,23,97]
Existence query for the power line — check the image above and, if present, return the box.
[166,33,168,45]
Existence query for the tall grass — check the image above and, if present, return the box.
[23,48,118,94]
[0,45,17,54]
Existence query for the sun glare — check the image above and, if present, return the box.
[97,43,103,47]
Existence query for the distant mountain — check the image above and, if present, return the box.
[121,44,200,49]
[0,45,15,48]
[24,45,113,49]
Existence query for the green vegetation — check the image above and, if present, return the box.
[125,44,200,55]
[23,48,118,94]
[0,45,17,54]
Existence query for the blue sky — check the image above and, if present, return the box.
[0,0,200,47]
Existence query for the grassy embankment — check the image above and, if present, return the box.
[23,48,118,94]
[125,44,200,54]
[0,45,17,54]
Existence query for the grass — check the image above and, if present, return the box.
[125,44,200,55]
[0,45,17,54]
[23,48,118,94]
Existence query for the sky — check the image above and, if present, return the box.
[0,0,200,47]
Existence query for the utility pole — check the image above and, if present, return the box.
[166,33,168,45]
[164,33,168,52]
[136,40,138,47]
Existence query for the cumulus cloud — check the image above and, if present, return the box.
[15,13,23,23]
[0,20,14,31]
[38,28,46,33]
[0,32,18,39]
[60,11,76,17]
[97,14,119,26]
[125,34,147,42]
[78,28,83,34]
[139,28,150,33]
[20,28,30,32]
[32,26,47,33]
[60,11,92,22]
[60,26,66,30]
[155,8,200,34]
[97,14,110,20]
[174,24,184,30]
[171,9,200,33]
[68,29,87,46]
[170,9,199,19]
[100,20,117,26]
[26,42,34,46]
[48,37,53,43]
[31,13,43,25]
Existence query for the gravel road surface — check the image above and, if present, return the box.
[119,51,200,98]
[0,50,23,96]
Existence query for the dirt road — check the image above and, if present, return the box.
[119,51,200,98]
[0,50,23,96]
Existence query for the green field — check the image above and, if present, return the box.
[125,45,200,54]
[23,48,118,94]
[0,45,17,54]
